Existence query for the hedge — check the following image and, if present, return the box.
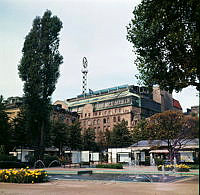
[96,163,123,169]
[0,161,26,169]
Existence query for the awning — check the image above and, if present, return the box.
[150,150,169,153]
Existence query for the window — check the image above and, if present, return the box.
[85,113,87,117]
[97,119,100,124]
[113,117,116,122]
[103,118,106,123]
[118,116,121,122]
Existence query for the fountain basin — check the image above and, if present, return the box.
[47,173,189,183]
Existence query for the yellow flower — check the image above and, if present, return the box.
[32,181,34,184]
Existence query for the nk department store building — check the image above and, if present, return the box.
[54,84,182,137]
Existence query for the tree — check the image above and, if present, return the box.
[132,119,149,143]
[97,129,111,151]
[50,121,70,155]
[110,120,133,148]
[0,96,10,154]
[68,121,82,150]
[11,110,29,148]
[146,110,198,163]
[82,128,97,151]
[18,10,63,159]
[127,0,200,92]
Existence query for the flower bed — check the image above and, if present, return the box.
[175,164,190,172]
[157,164,191,172]
[157,164,174,171]
[0,167,48,183]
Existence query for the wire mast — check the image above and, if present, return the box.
[82,57,88,95]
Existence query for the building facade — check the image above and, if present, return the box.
[61,85,174,135]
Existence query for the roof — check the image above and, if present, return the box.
[66,90,140,108]
[130,139,199,147]
[173,99,182,110]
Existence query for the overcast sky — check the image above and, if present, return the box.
[0,0,199,112]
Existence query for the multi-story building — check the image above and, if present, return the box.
[58,85,170,135]
[4,97,22,121]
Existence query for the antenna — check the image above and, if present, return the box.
[82,57,88,95]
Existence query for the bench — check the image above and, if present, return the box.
[77,170,93,175]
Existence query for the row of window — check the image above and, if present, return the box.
[81,108,130,119]
[95,98,130,109]
[82,116,122,126]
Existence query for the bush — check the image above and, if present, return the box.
[189,164,199,169]
[43,155,59,168]
[175,164,190,172]
[144,156,150,166]
[154,158,164,166]
[0,161,26,169]
[0,168,48,183]
[0,154,18,162]
[96,163,123,169]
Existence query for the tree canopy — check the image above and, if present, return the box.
[18,10,63,159]
[110,120,133,148]
[127,0,200,92]
[141,110,198,162]
[0,96,10,154]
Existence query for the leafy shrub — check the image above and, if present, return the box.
[0,154,18,162]
[189,164,199,169]
[175,164,190,172]
[154,158,164,166]
[0,168,48,183]
[96,163,123,169]
[144,156,150,166]
[0,161,26,169]
[43,155,59,167]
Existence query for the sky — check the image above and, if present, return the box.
[0,0,199,112]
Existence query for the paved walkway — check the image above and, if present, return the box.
[0,166,199,195]
[45,165,199,176]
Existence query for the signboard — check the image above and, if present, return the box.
[180,152,194,162]
[118,153,130,163]
[81,151,90,162]
[72,151,81,164]
[91,152,99,162]
[141,152,145,162]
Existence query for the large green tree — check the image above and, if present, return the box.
[18,10,63,159]
[127,0,200,92]
[82,128,97,151]
[68,121,82,150]
[50,121,70,155]
[110,120,133,148]
[0,96,10,154]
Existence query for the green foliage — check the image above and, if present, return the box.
[96,163,123,169]
[188,164,199,169]
[11,110,29,147]
[68,121,82,150]
[82,128,97,151]
[132,119,149,143]
[110,120,133,148]
[154,158,164,166]
[18,10,63,158]
[0,154,17,162]
[127,0,200,92]
[146,111,198,162]
[0,161,26,169]
[0,96,11,154]
[43,155,59,167]
[50,121,70,154]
